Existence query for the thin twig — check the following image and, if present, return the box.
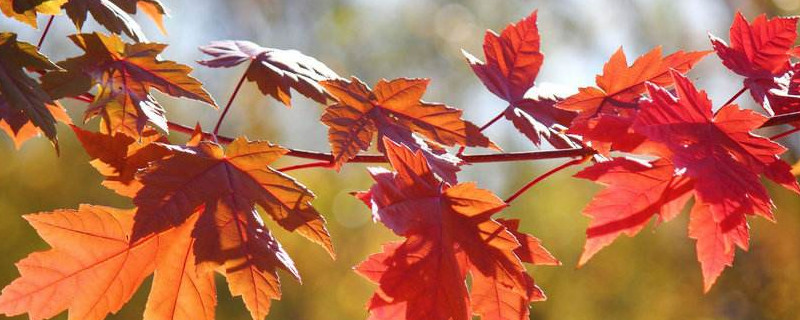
[763,111,800,127]
[36,16,55,50]
[457,109,506,156]
[722,86,747,107]
[277,161,334,172]
[212,71,248,136]
[770,126,800,140]
[504,157,588,204]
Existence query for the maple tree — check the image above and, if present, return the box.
[1,3,799,320]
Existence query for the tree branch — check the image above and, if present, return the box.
[65,91,800,166]
[165,121,596,163]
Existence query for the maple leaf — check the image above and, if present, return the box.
[41,32,217,137]
[574,157,694,266]
[71,125,170,197]
[131,136,333,318]
[355,138,556,320]
[762,68,800,126]
[463,11,542,103]
[198,40,340,107]
[463,10,578,147]
[110,0,169,34]
[0,0,66,28]
[711,12,800,124]
[507,85,582,149]
[636,71,800,209]
[710,11,799,113]
[0,205,215,320]
[319,77,496,181]
[577,71,799,291]
[62,0,153,42]
[0,32,69,149]
[556,47,710,154]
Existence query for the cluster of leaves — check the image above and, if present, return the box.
[0,3,799,320]
[565,12,800,292]
[1,0,165,40]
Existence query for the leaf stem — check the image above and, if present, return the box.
[212,71,248,136]
[763,111,800,127]
[457,109,506,156]
[504,157,588,204]
[478,110,506,131]
[276,161,334,172]
[770,126,800,140]
[37,16,55,50]
[722,86,747,107]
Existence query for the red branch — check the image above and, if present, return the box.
[770,126,800,140]
[722,86,747,107]
[456,108,506,156]
[504,157,588,204]
[166,121,595,163]
[276,160,334,172]
[64,88,800,166]
[37,16,56,50]
[212,71,248,136]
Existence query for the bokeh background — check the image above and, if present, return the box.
[2,0,800,319]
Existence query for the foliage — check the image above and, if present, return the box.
[0,3,799,320]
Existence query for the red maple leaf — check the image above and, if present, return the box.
[320,77,496,182]
[198,40,340,107]
[577,70,799,292]
[41,33,217,137]
[71,125,170,197]
[463,10,578,147]
[130,136,334,318]
[355,138,557,320]
[556,47,709,154]
[710,11,799,115]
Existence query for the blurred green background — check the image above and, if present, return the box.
[2,0,800,319]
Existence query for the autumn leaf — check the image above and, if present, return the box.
[62,0,152,42]
[144,209,216,320]
[319,77,496,181]
[577,71,799,292]
[0,32,69,149]
[71,125,170,197]
[131,136,333,318]
[0,135,326,320]
[763,68,800,126]
[636,71,800,206]
[198,40,340,107]
[110,0,169,34]
[0,0,66,28]
[574,157,694,265]
[463,10,578,147]
[0,205,215,320]
[355,138,556,320]
[711,12,797,77]
[711,11,800,121]
[556,47,710,154]
[41,32,217,137]
[463,11,542,103]
[506,85,582,149]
